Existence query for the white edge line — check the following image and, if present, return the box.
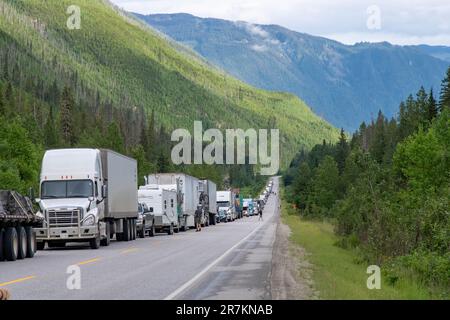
[163,202,273,300]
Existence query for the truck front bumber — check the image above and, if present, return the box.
[36,225,97,241]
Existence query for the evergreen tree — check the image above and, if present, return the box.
[427,89,438,123]
[146,109,156,161]
[335,128,350,174]
[60,85,75,146]
[44,106,59,148]
[106,121,125,154]
[439,67,450,111]
[370,111,386,164]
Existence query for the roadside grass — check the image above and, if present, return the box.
[280,189,433,300]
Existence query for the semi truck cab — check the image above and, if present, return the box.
[35,149,106,249]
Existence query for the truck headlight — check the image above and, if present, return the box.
[83,214,95,226]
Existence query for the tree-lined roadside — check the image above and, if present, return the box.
[283,68,450,299]
[280,186,434,299]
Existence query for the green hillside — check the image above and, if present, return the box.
[1,0,337,158]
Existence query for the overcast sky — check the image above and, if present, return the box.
[110,0,450,46]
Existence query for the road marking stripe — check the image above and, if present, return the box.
[121,248,139,254]
[76,258,101,266]
[164,214,271,300]
[0,276,36,287]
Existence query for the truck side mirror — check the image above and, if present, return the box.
[102,185,108,199]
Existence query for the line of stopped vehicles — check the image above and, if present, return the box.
[0,148,274,262]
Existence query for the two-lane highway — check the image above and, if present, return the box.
[0,178,280,300]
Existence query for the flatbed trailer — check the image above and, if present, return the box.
[0,190,41,261]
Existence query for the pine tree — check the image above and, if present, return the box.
[106,121,125,154]
[335,128,349,174]
[60,85,75,146]
[44,106,59,148]
[146,109,155,161]
[439,67,450,111]
[427,89,438,123]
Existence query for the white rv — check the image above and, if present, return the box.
[138,185,178,235]
[147,173,199,230]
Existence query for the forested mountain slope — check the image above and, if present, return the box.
[0,0,338,174]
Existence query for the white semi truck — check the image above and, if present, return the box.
[216,191,236,222]
[138,185,179,235]
[198,179,217,226]
[35,149,138,250]
[147,173,199,231]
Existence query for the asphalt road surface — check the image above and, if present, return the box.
[0,178,280,300]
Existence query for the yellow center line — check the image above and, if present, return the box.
[0,275,36,287]
[120,248,139,254]
[76,258,101,266]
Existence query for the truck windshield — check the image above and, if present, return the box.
[41,180,94,199]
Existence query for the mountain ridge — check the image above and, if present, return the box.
[136,13,450,131]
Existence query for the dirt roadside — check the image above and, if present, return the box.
[270,220,318,300]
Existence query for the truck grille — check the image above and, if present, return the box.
[47,209,81,228]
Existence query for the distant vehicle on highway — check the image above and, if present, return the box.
[35,149,138,250]
[217,191,236,222]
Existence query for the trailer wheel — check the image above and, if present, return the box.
[4,227,18,261]
[25,226,36,258]
[16,226,28,260]
[123,219,130,242]
[101,222,111,246]
[174,224,179,234]
[131,220,136,241]
[0,228,5,261]
[36,241,45,251]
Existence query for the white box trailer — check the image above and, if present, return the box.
[35,149,138,250]
[138,186,178,235]
[199,179,217,226]
[147,173,199,230]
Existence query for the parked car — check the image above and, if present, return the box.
[136,202,155,238]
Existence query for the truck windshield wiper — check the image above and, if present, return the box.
[42,195,61,199]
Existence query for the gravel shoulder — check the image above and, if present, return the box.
[270,219,318,300]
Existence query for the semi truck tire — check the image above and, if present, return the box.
[90,234,101,250]
[25,226,36,258]
[16,226,28,260]
[123,219,130,242]
[0,228,5,261]
[101,222,111,246]
[132,220,136,240]
[4,227,19,261]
